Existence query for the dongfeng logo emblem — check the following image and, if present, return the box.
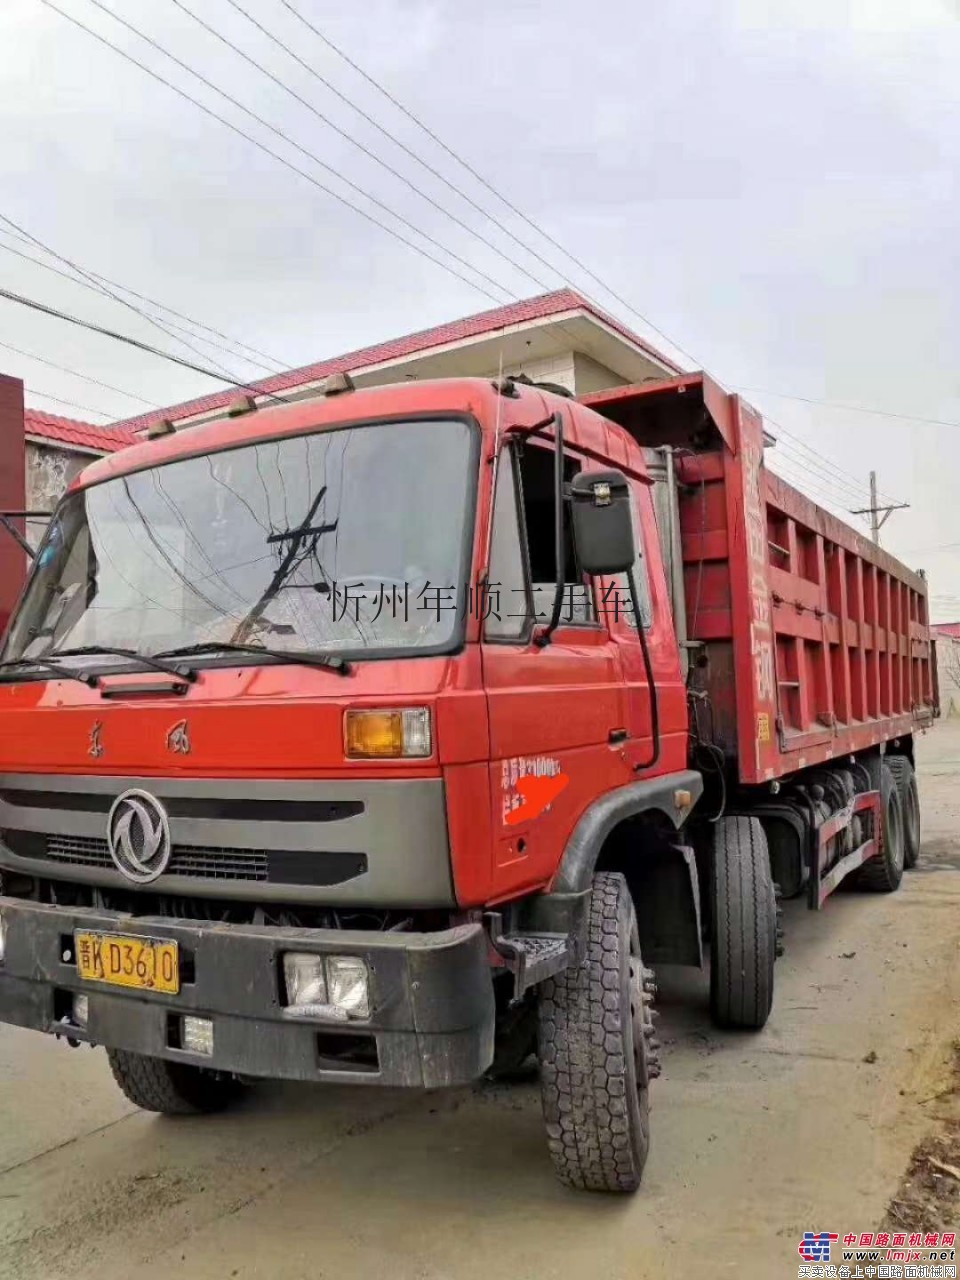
[106,790,172,884]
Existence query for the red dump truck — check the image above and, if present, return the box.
[0,370,936,1193]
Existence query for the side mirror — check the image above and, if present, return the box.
[569,469,635,575]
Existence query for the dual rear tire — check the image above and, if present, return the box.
[709,816,777,1031]
[858,761,907,891]
[886,755,920,870]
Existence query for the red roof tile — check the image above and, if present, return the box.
[114,290,680,435]
[24,409,138,454]
[932,622,960,638]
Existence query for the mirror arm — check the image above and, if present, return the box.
[626,567,661,771]
[0,514,35,559]
[535,412,566,649]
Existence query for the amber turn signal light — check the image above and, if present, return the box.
[343,708,432,759]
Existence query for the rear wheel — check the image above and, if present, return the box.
[537,871,658,1193]
[106,1049,246,1115]
[886,755,920,869]
[858,763,905,892]
[709,816,776,1030]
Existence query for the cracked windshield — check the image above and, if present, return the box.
[6,419,475,661]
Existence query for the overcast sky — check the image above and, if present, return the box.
[1,0,958,613]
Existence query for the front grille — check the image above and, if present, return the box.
[45,835,269,881]
[3,831,367,887]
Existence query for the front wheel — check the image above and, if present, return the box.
[537,871,658,1193]
[106,1049,246,1115]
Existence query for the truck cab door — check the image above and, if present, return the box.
[479,437,633,903]
[604,477,687,775]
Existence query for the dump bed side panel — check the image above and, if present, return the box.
[678,396,935,784]
[579,376,937,787]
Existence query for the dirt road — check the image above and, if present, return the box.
[2,726,960,1280]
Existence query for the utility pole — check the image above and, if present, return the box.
[850,471,909,545]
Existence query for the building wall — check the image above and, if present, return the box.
[25,442,89,547]
[0,376,25,633]
[936,636,960,716]
[572,352,629,394]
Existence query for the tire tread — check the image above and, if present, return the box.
[538,871,649,1193]
[858,763,905,891]
[710,816,775,1030]
[106,1049,242,1115]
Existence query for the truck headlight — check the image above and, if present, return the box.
[326,955,370,1019]
[344,707,431,758]
[283,953,370,1020]
[283,953,327,1007]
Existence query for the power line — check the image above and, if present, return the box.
[0,218,271,364]
[766,455,866,515]
[273,0,700,370]
[904,542,960,557]
[41,0,913,516]
[771,446,869,507]
[764,438,869,508]
[0,337,160,408]
[172,0,552,299]
[0,210,261,389]
[763,413,899,506]
[25,389,113,420]
[0,284,289,399]
[73,267,286,373]
[734,383,960,432]
[157,0,644,385]
[85,0,517,304]
[41,0,512,308]
[766,432,887,510]
[0,233,284,376]
[250,2,914,510]
[156,0,684,393]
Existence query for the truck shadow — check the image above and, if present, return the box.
[137,860,949,1215]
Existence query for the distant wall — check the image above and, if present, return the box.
[492,352,577,393]
[936,636,960,716]
[0,376,25,633]
[572,352,629,394]
[25,442,89,548]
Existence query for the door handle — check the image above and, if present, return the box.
[608,728,628,744]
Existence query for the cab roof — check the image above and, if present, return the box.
[75,377,537,489]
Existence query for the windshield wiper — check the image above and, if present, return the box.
[0,657,100,687]
[49,646,198,682]
[154,641,352,676]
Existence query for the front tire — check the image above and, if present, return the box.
[709,816,776,1030]
[106,1049,246,1115]
[537,871,657,1193]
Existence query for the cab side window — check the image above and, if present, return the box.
[516,443,596,626]
[485,448,531,640]
[609,492,653,628]
[484,440,601,642]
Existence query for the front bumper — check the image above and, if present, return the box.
[0,898,495,1088]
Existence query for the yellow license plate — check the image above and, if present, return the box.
[75,932,180,995]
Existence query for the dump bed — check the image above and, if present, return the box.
[580,374,937,785]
